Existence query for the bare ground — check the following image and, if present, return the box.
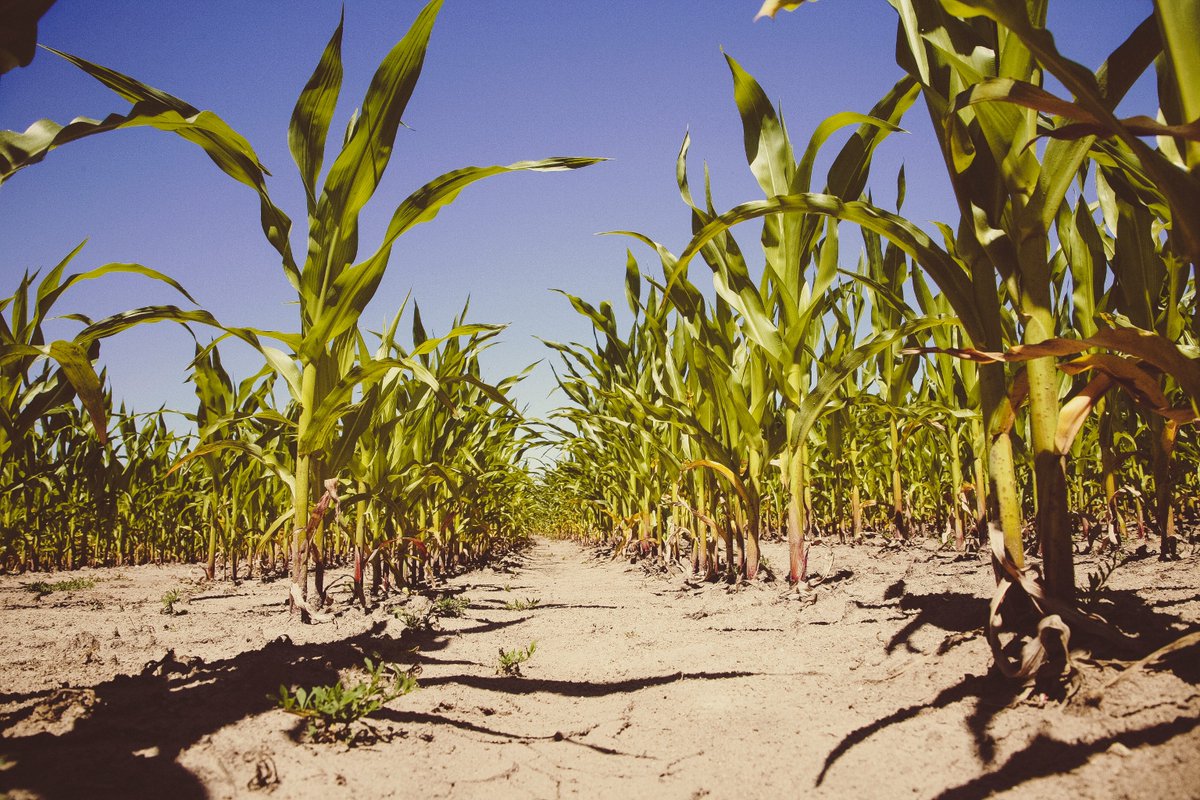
[1,536,1198,799]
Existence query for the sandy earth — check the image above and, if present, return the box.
[1,536,1198,799]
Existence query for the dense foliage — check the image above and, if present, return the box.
[540,1,1200,606]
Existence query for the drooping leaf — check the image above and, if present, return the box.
[2,48,300,285]
[44,339,106,445]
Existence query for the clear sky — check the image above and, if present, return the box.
[0,1,1155,425]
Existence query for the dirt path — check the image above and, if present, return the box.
[1,537,1198,799]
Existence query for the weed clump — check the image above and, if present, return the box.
[395,605,434,631]
[276,658,417,743]
[497,641,537,676]
[395,594,472,630]
[433,595,470,618]
[26,578,95,597]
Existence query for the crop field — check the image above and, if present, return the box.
[1,1,1198,798]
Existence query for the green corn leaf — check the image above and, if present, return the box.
[725,53,793,199]
[797,111,904,198]
[326,396,377,475]
[623,250,642,316]
[190,344,235,427]
[793,317,955,449]
[3,48,300,285]
[674,192,983,344]
[315,0,443,249]
[299,356,451,455]
[40,260,198,319]
[378,158,605,251]
[410,324,504,358]
[942,0,1200,262]
[260,345,303,401]
[44,339,107,445]
[77,305,229,347]
[824,75,920,203]
[301,158,602,361]
[168,439,295,491]
[289,11,345,214]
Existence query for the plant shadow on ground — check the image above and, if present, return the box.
[932,713,1200,800]
[471,600,621,611]
[818,657,1199,797]
[1086,589,1200,681]
[372,708,648,758]
[818,575,1200,795]
[885,592,988,655]
[0,616,757,799]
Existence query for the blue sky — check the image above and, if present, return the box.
[0,1,1154,424]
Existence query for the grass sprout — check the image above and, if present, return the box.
[395,605,435,631]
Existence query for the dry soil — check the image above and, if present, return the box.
[1,536,1198,799]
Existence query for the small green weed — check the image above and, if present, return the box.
[160,588,186,615]
[275,658,417,742]
[503,596,541,611]
[396,595,470,630]
[25,578,95,597]
[394,605,435,631]
[496,641,537,676]
[433,595,470,618]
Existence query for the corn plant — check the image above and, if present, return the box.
[2,23,317,417]
[125,2,600,615]
[4,6,583,591]
[233,2,589,616]
[548,53,946,584]
[340,301,537,604]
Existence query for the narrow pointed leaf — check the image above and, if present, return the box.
[289,12,345,212]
